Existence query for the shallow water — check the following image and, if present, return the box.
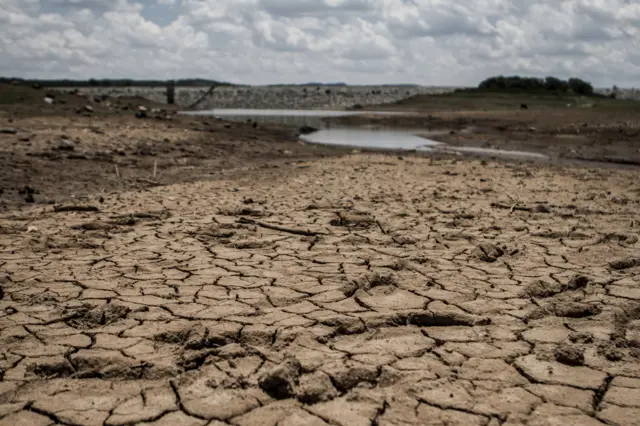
[184,108,548,160]
[439,145,549,160]
[300,128,441,150]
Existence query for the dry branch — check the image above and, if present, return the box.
[237,217,326,237]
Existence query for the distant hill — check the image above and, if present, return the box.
[265,82,348,87]
[265,82,422,87]
[0,77,235,88]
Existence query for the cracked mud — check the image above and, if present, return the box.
[1,155,640,426]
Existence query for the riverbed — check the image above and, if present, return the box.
[181,109,549,160]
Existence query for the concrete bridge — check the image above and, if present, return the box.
[70,85,640,110]
[73,85,459,110]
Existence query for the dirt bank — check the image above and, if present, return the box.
[0,84,347,210]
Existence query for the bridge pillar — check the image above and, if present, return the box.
[166,80,175,105]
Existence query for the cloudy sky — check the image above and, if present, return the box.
[1,0,639,87]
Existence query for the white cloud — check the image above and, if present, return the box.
[0,0,638,86]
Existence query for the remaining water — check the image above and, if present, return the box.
[183,108,548,160]
[300,128,441,151]
[437,146,549,160]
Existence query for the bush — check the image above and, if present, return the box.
[478,75,594,95]
[568,78,594,95]
[544,76,569,91]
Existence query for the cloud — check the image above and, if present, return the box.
[0,0,639,86]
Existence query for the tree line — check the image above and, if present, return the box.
[476,75,595,95]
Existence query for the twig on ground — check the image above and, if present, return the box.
[237,217,327,236]
[491,202,531,212]
[505,193,522,213]
[376,220,388,234]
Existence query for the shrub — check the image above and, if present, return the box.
[478,75,594,96]
[567,78,594,95]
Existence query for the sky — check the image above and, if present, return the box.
[1,0,639,87]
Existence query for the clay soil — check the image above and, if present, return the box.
[1,85,640,426]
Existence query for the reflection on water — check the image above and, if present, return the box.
[300,129,549,159]
[300,128,441,150]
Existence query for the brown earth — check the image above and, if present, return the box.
[0,84,350,210]
[1,85,640,426]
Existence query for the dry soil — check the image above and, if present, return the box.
[1,86,640,426]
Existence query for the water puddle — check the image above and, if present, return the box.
[437,146,549,160]
[184,108,548,160]
[300,129,441,151]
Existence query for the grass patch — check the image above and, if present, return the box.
[0,84,46,105]
[379,90,640,113]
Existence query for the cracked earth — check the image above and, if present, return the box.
[1,154,640,426]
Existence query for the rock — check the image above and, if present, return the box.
[569,331,594,344]
[522,280,564,298]
[44,97,54,105]
[18,185,35,195]
[566,275,590,290]
[27,356,75,379]
[554,345,585,366]
[554,302,601,318]
[472,243,504,262]
[296,371,338,403]
[84,105,94,113]
[135,105,148,118]
[298,125,318,135]
[258,358,301,400]
[18,185,36,203]
[54,139,75,151]
[533,204,551,213]
[0,128,17,135]
[598,342,624,361]
[609,258,638,270]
